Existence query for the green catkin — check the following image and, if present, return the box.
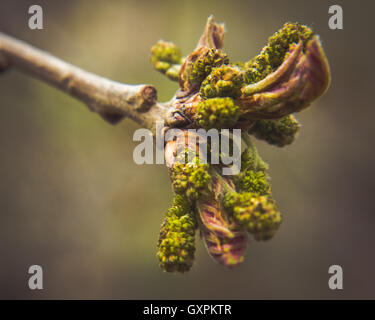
[196,97,240,129]
[243,22,314,84]
[223,192,282,241]
[239,170,271,195]
[149,17,329,271]
[170,154,211,201]
[157,195,196,272]
[248,115,301,147]
[236,144,270,195]
[198,23,314,100]
[189,48,229,85]
[150,41,182,81]
[200,65,243,99]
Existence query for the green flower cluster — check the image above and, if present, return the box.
[223,192,281,241]
[170,155,211,201]
[236,143,270,194]
[149,17,329,272]
[150,23,315,132]
[243,22,314,84]
[150,40,182,81]
[200,65,243,99]
[198,23,314,99]
[189,48,229,85]
[248,115,301,147]
[157,195,196,273]
[222,140,282,241]
[196,97,240,129]
[240,170,270,195]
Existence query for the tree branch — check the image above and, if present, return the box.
[0,32,168,132]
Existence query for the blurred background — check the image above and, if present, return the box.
[0,0,374,299]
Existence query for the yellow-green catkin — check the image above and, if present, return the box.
[223,140,282,241]
[170,153,211,201]
[150,40,182,81]
[243,22,314,84]
[248,115,301,147]
[157,195,196,273]
[200,65,243,99]
[196,97,240,129]
[190,48,229,85]
[223,192,282,241]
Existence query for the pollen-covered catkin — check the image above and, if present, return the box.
[223,192,282,241]
[243,22,314,84]
[196,97,240,129]
[157,195,197,272]
[189,48,229,85]
[150,40,182,81]
[170,152,211,201]
[200,65,243,99]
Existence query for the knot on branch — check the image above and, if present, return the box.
[96,84,157,124]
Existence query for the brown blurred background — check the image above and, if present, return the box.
[0,0,374,299]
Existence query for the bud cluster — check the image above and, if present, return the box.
[150,17,330,273]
